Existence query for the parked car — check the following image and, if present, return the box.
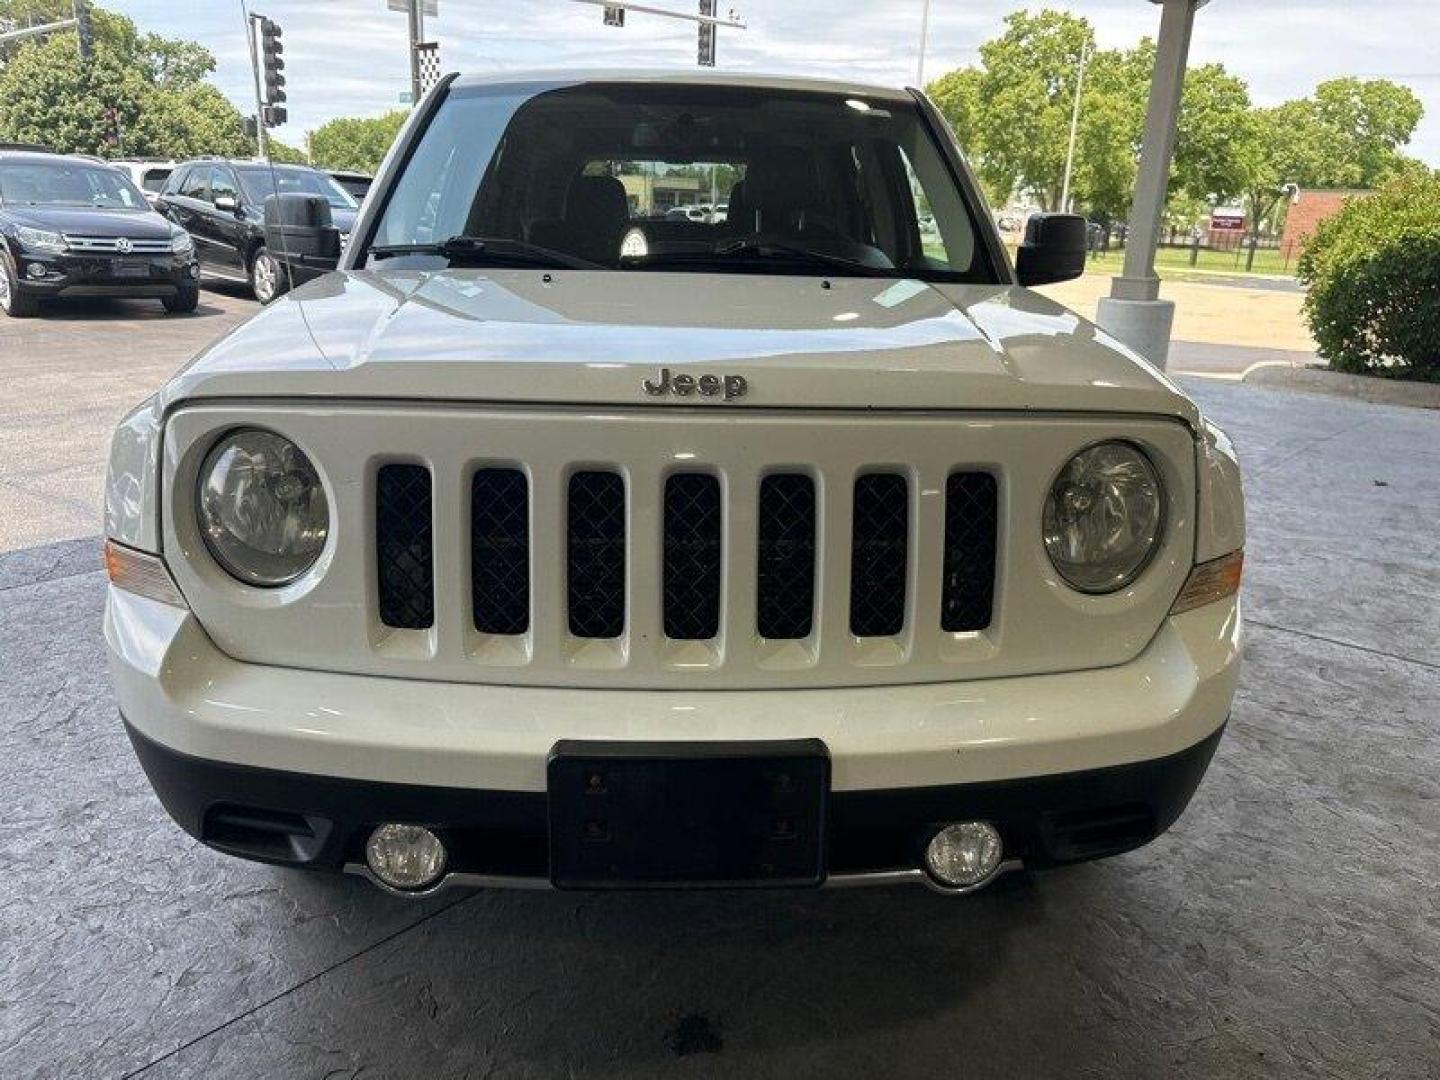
[155,159,358,303]
[105,72,1244,899]
[108,159,178,206]
[327,170,373,200]
[0,149,199,317]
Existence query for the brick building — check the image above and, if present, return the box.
[1281,189,1371,260]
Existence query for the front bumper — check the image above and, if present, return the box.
[107,587,1240,887]
[14,250,197,298]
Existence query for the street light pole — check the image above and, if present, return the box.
[915,0,932,85]
[1060,43,1091,214]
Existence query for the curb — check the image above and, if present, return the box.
[1242,365,1440,410]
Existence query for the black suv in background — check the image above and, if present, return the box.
[156,159,359,303]
[0,150,200,318]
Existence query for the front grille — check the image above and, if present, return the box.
[370,460,1000,652]
[757,473,816,639]
[941,472,998,632]
[663,473,723,640]
[849,474,909,638]
[567,471,626,639]
[62,234,172,254]
[376,464,434,629]
[471,469,530,634]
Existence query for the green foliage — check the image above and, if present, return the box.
[0,5,254,159]
[308,111,408,174]
[1299,174,1440,379]
[925,9,1251,220]
[1238,79,1425,241]
[926,10,1423,233]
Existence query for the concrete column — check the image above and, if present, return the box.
[1096,0,1203,369]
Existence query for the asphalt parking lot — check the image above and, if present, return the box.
[1,291,1437,1079]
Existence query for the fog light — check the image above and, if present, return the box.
[365,824,446,891]
[924,821,1003,889]
[188,263,200,279]
[26,263,47,279]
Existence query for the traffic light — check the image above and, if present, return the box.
[73,0,93,61]
[697,0,716,67]
[260,18,286,105]
[244,115,258,140]
[262,105,288,129]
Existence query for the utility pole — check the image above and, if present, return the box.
[1060,42,1092,214]
[916,0,931,85]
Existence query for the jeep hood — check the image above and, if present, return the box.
[163,268,1198,423]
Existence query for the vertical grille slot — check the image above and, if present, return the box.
[849,473,909,637]
[663,473,723,640]
[756,473,816,640]
[471,468,530,634]
[941,472,998,632]
[375,463,434,630]
[567,471,626,639]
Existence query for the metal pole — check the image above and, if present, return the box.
[0,17,77,44]
[407,0,422,105]
[243,8,267,159]
[1060,43,1090,214]
[1111,0,1197,301]
[916,0,931,85]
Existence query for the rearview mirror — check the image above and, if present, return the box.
[1015,213,1088,287]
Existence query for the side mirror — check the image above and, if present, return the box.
[263,193,341,269]
[213,195,240,214]
[1015,213,1088,287]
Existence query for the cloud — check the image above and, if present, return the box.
[113,0,1440,163]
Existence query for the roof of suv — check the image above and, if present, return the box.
[449,69,915,102]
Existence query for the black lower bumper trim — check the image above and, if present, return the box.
[123,719,1224,884]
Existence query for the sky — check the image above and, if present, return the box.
[111,0,1440,165]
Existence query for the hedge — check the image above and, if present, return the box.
[1298,174,1440,381]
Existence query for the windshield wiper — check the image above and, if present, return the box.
[368,235,604,270]
[631,239,892,276]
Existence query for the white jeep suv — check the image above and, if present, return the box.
[103,73,1244,897]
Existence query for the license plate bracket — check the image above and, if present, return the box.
[112,260,151,278]
[547,740,829,889]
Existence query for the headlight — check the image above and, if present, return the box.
[197,429,329,586]
[16,225,66,253]
[170,231,194,255]
[1042,441,1164,594]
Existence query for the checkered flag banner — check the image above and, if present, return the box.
[416,41,442,95]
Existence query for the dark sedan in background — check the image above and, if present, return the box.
[156,159,358,303]
[0,150,200,318]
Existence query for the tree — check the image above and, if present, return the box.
[1236,78,1426,250]
[308,111,408,174]
[925,11,1251,222]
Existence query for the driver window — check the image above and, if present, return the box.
[180,167,209,201]
[211,168,240,206]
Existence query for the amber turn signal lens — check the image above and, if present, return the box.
[1170,550,1243,615]
[104,540,188,608]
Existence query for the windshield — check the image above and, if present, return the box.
[236,166,357,211]
[365,82,992,281]
[0,161,149,209]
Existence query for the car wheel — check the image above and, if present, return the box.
[163,284,200,314]
[0,251,39,318]
[249,247,288,304]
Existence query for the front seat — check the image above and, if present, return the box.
[530,174,630,265]
[744,148,823,236]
